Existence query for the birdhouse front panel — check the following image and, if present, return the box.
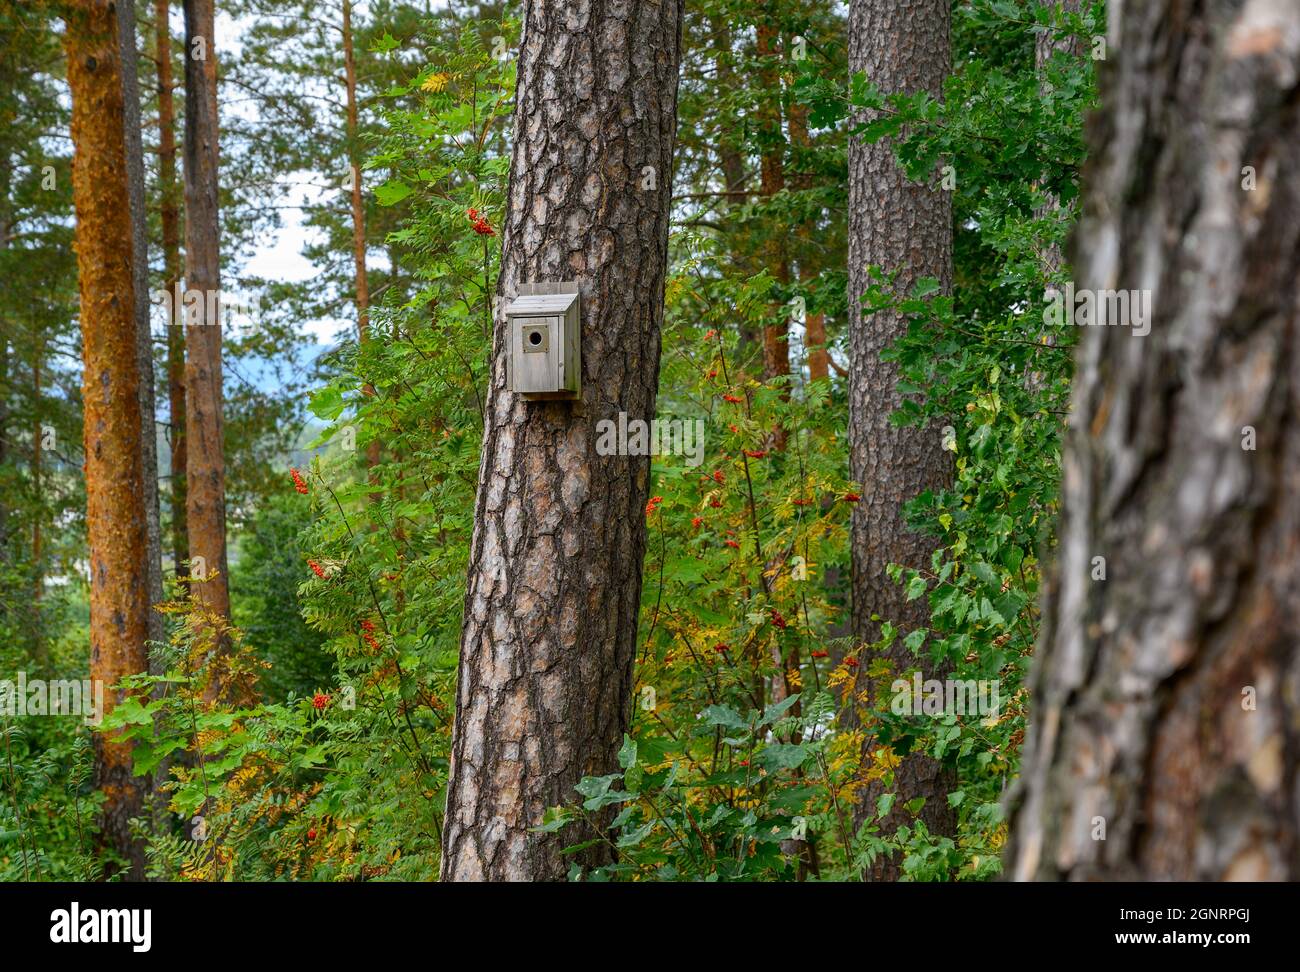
[505,288,581,398]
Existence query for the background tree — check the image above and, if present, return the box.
[846,0,956,879]
[154,0,188,579]
[182,0,231,642]
[119,0,165,650]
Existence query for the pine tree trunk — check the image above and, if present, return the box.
[342,0,380,473]
[0,320,7,568]
[62,0,151,880]
[156,0,188,581]
[757,11,790,430]
[181,0,230,631]
[706,16,756,371]
[32,350,45,672]
[1007,0,1300,881]
[118,0,165,650]
[846,0,955,880]
[440,0,684,882]
[788,97,828,384]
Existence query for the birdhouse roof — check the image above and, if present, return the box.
[505,292,579,315]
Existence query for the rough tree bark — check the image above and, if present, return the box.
[846,0,956,879]
[62,0,151,879]
[440,0,683,882]
[1007,0,1300,881]
[181,0,230,629]
[118,0,165,649]
[155,0,188,580]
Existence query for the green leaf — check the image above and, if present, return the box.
[701,704,747,730]
[308,386,345,421]
[617,733,637,770]
[760,693,801,727]
[756,743,810,772]
[375,180,413,206]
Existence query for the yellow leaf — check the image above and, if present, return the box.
[421,72,451,92]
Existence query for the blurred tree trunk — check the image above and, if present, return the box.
[441,0,684,882]
[62,0,150,880]
[846,0,955,880]
[181,0,230,637]
[1007,0,1300,881]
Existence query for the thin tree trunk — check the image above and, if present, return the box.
[441,0,684,882]
[31,348,45,673]
[62,0,151,880]
[181,0,230,633]
[1033,0,1083,280]
[342,0,380,473]
[756,12,790,450]
[0,74,10,573]
[1007,0,1300,881]
[707,15,758,372]
[846,0,955,880]
[156,0,188,580]
[1025,0,1084,396]
[119,0,165,651]
[0,326,7,569]
[788,97,828,384]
